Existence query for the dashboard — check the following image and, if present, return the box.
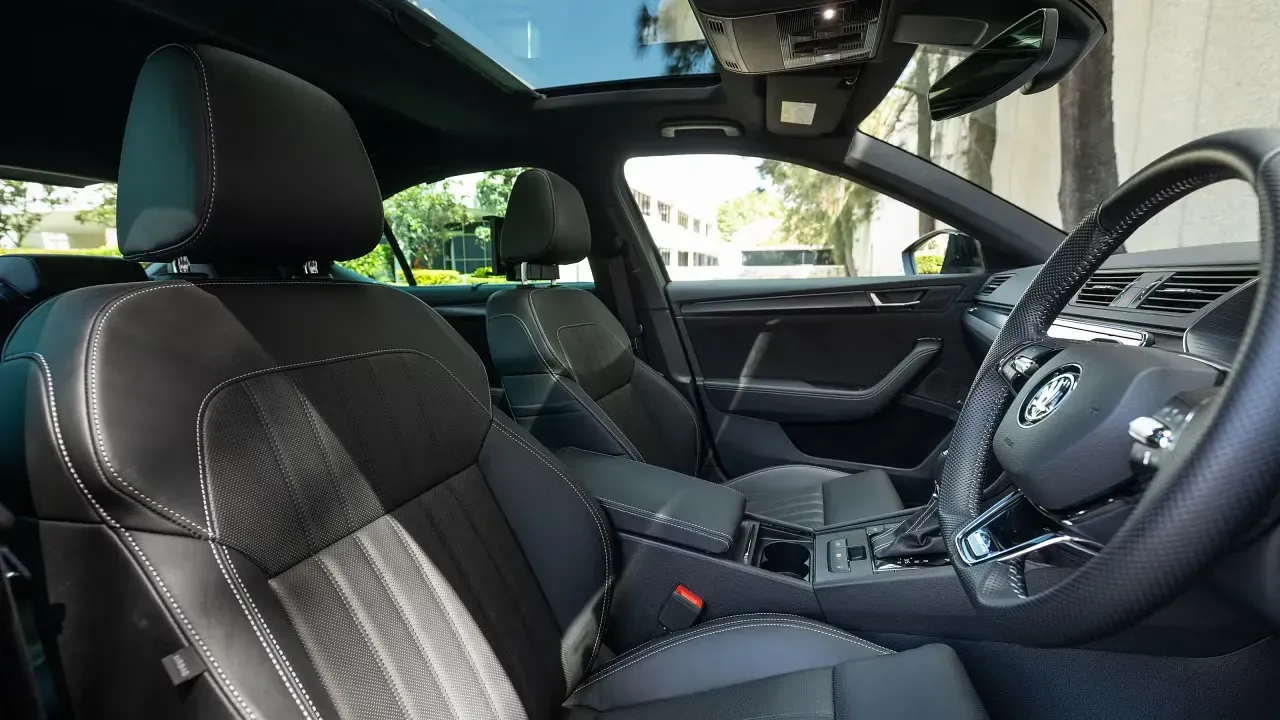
[964,242,1260,369]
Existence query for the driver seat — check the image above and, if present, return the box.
[0,45,987,719]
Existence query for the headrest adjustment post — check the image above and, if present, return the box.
[173,256,191,275]
[303,260,320,276]
[519,262,530,286]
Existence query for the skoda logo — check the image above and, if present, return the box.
[1019,366,1080,427]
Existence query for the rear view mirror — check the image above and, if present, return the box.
[928,9,1060,121]
[903,230,984,275]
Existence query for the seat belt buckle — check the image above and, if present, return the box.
[658,584,703,632]
[630,325,644,354]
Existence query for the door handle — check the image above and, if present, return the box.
[869,291,923,308]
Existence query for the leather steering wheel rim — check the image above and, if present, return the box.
[941,129,1280,646]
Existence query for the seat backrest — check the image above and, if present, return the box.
[0,45,612,720]
[487,170,703,476]
[0,254,146,341]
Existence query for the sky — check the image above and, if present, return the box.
[623,154,771,218]
[415,0,707,88]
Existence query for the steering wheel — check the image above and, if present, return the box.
[941,129,1280,645]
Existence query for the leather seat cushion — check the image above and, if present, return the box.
[566,615,985,719]
[726,467,905,528]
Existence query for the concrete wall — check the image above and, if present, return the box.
[989,0,1278,250]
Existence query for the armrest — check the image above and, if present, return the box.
[556,448,745,554]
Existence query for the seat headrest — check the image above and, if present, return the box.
[117,45,383,264]
[0,254,147,299]
[498,169,590,266]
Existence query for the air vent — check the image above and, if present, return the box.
[979,272,1014,294]
[706,18,726,35]
[1073,271,1142,308]
[722,59,740,70]
[1138,269,1256,314]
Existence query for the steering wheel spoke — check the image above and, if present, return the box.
[955,491,1101,567]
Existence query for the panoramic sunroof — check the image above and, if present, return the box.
[410,0,714,89]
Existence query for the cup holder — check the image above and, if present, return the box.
[759,541,811,580]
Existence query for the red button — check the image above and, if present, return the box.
[674,584,703,609]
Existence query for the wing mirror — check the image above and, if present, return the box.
[903,229,984,276]
[928,9,1060,121]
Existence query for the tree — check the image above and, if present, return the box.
[474,168,522,216]
[383,180,470,268]
[0,181,66,247]
[1057,0,1117,229]
[634,1,712,75]
[716,190,783,240]
[74,183,118,227]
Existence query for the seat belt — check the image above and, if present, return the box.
[0,502,61,720]
[604,240,645,358]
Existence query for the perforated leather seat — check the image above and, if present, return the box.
[486,170,905,528]
[0,45,983,719]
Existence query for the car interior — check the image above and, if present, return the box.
[2,0,1280,719]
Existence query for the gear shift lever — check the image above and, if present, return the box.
[871,451,948,561]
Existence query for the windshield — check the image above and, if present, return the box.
[408,0,711,89]
[861,2,1274,253]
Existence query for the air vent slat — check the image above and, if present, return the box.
[1137,269,1256,314]
[1072,272,1142,308]
[707,18,726,35]
[980,272,1014,294]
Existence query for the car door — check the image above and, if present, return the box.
[623,154,989,504]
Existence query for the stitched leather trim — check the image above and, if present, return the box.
[595,498,732,550]
[576,615,892,692]
[726,465,849,487]
[13,353,259,719]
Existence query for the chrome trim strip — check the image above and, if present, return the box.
[1047,317,1150,346]
[954,491,1102,567]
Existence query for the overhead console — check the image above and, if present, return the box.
[689,0,888,75]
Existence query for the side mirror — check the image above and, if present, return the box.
[903,230,985,276]
[928,9,1060,121]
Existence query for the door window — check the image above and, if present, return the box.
[339,168,593,285]
[623,155,952,280]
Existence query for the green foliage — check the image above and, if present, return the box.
[756,159,879,275]
[470,266,495,278]
[474,169,524,216]
[336,243,400,282]
[914,253,944,275]
[0,246,123,258]
[716,189,783,241]
[411,268,464,286]
[383,181,470,269]
[74,183,118,227]
[0,181,68,246]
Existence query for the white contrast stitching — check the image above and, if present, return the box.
[873,496,936,554]
[88,283,210,535]
[726,465,849,487]
[595,498,732,546]
[14,353,256,719]
[491,420,612,667]
[578,619,891,690]
[211,544,321,720]
[492,312,645,461]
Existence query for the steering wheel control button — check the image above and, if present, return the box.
[1000,344,1062,391]
[1018,365,1081,427]
[1128,416,1174,448]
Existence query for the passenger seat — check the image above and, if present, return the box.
[0,254,148,340]
[485,169,905,528]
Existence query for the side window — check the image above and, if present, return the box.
[337,168,593,285]
[1,179,121,257]
[623,155,965,280]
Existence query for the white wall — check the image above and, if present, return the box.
[989,0,1278,250]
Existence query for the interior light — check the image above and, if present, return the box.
[822,8,836,20]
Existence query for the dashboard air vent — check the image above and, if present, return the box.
[1138,269,1257,314]
[979,272,1014,294]
[1073,271,1142,308]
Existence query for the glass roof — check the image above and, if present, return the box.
[410,0,714,89]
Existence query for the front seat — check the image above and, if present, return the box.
[0,45,985,719]
[486,169,905,528]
